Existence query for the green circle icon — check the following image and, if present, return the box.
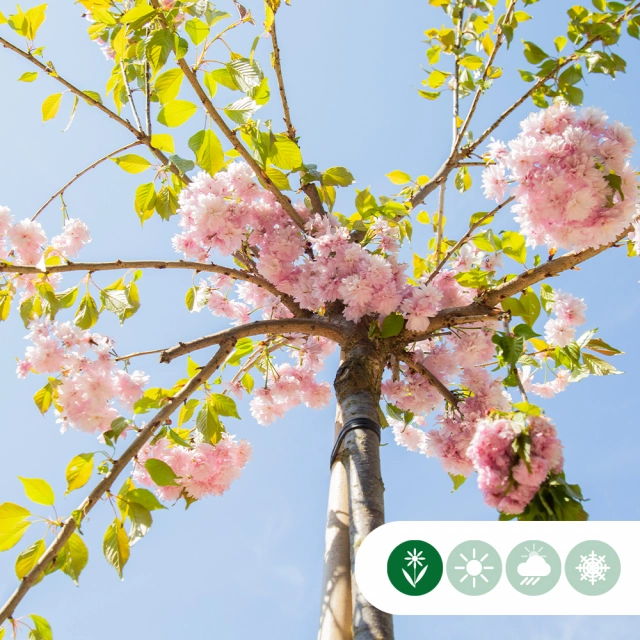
[446,540,502,595]
[565,540,621,596]
[506,540,561,596]
[386,540,443,596]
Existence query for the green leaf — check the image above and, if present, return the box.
[61,532,88,584]
[469,211,493,227]
[207,67,239,91]
[203,70,218,97]
[519,289,541,326]
[454,166,472,192]
[168,154,195,175]
[155,186,178,220]
[0,521,31,552]
[196,402,225,444]
[381,312,405,338]
[15,539,45,580]
[265,166,291,190]
[65,453,94,494]
[188,129,224,176]
[355,187,377,216]
[126,488,166,511]
[158,100,198,127]
[120,4,155,26]
[41,93,62,122]
[460,54,484,70]
[227,58,262,92]
[269,135,302,170]
[82,90,103,105]
[223,97,259,124]
[585,337,623,357]
[522,40,549,65]
[209,393,240,419]
[144,458,180,486]
[322,166,354,187]
[145,29,174,74]
[151,133,175,154]
[112,154,151,174]
[33,383,53,415]
[241,373,254,394]
[18,477,54,507]
[128,502,152,545]
[554,35,568,52]
[74,292,99,330]
[153,68,183,104]
[184,17,210,45]
[29,615,52,640]
[103,518,130,579]
[518,69,535,82]
[134,182,156,224]
[418,89,440,100]
[582,352,623,376]
[18,71,38,82]
[386,170,411,185]
[502,230,527,264]
[449,473,467,492]
[0,502,30,533]
[540,283,555,314]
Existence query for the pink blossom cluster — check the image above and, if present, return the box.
[522,366,571,399]
[0,207,91,265]
[483,102,638,251]
[467,414,564,514]
[18,320,148,435]
[172,165,474,330]
[248,336,336,425]
[133,434,252,502]
[384,326,513,477]
[543,290,587,347]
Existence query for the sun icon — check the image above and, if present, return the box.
[453,546,495,589]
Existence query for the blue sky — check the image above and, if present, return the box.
[0,1,638,638]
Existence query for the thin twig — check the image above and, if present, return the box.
[31,141,143,221]
[425,196,515,285]
[435,182,446,263]
[120,60,143,131]
[0,258,307,318]
[148,0,306,230]
[0,35,187,184]
[398,353,459,410]
[0,341,237,626]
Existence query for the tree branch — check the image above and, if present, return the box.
[0,258,307,318]
[31,142,143,221]
[120,61,143,132]
[0,36,186,184]
[269,20,325,215]
[397,353,459,409]
[426,196,515,285]
[0,340,236,627]
[480,225,633,308]
[435,182,447,263]
[148,1,306,229]
[156,317,349,363]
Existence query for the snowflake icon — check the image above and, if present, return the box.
[576,550,610,586]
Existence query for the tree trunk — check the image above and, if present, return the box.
[318,404,353,640]
[334,341,394,640]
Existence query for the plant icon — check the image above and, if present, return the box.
[403,548,428,588]
[387,540,443,596]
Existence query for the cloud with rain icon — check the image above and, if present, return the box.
[517,545,551,586]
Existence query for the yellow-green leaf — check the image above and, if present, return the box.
[103,518,130,579]
[153,68,183,104]
[112,154,151,174]
[460,55,484,70]
[42,93,62,122]
[15,539,45,580]
[386,170,411,185]
[158,100,197,128]
[188,129,224,176]
[150,133,175,154]
[269,135,302,170]
[265,166,291,191]
[61,532,89,584]
[0,502,30,533]
[33,384,53,415]
[0,521,31,552]
[65,453,94,494]
[18,71,38,82]
[18,477,55,506]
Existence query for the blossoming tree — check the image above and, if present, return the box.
[1,0,639,638]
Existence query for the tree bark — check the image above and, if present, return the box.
[334,341,394,640]
[318,404,353,640]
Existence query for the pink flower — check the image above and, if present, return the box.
[482,164,508,202]
[7,219,47,264]
[51,218,91,258]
